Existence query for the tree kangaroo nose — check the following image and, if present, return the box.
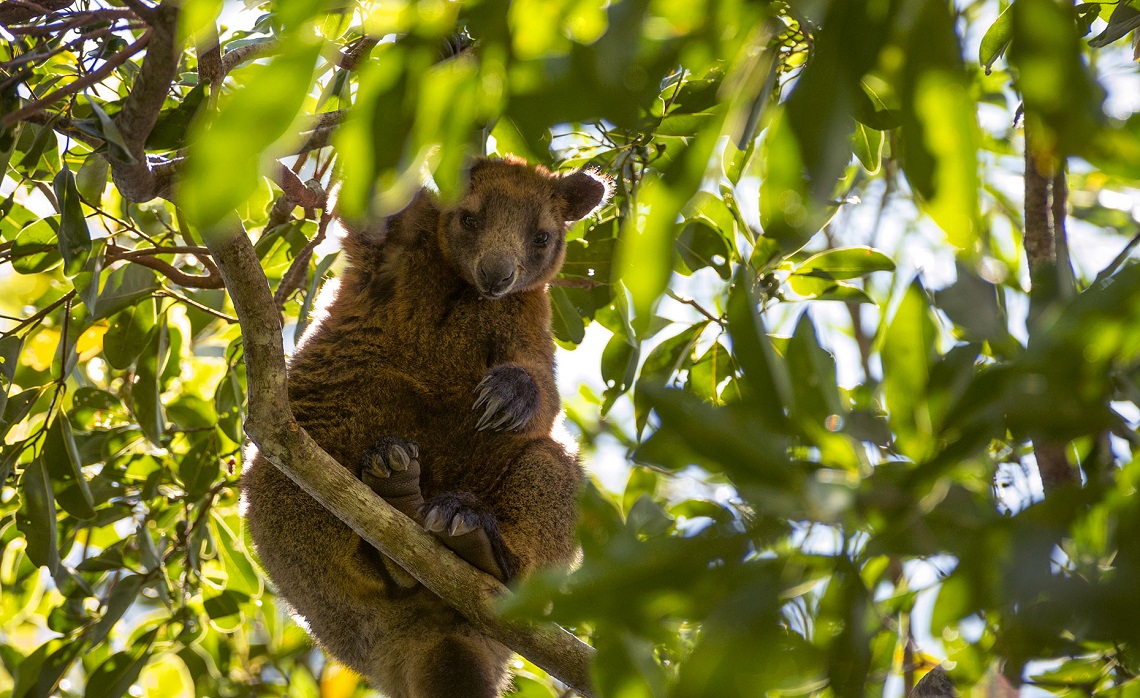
[476,257,517,297]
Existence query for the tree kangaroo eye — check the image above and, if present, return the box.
[460,212,479,230]
[532,231,551,246]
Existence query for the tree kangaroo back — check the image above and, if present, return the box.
[241,158,609,697]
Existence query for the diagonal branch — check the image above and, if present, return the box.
[201,219,597,697]
[107,0,182,203]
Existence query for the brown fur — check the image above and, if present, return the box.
[241,158,609,697]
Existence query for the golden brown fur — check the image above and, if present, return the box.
[241,158,608,697]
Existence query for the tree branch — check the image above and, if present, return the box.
[0,30,152,128]
[105,244,223,289]
[201,220,597,696]
[0,0,72,25]
[109,0,182,203]
[1024,120,1077,494]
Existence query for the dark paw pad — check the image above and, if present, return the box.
[419,492,517,582]
[472,365,539,432]
[362,437,419,480]
[360,437,422,513]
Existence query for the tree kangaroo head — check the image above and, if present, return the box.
[439,157,610,298]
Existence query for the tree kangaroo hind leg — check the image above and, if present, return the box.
[404,629,512,698]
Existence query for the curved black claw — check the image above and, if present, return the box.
[419,492,516,582]
[472,364,539,433]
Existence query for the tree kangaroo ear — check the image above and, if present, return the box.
[556,170,612,222]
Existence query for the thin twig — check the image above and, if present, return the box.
[550,277,606,289]
[0,290,77,337]
[1,30,151,128]
[0,26,117,69]
[666,289,725,326]
[274,211,331,310]
[155,289,237,323]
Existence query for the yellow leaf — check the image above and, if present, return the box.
[320,662,361,698]
[24,328,60,372]
[76,322,108,358]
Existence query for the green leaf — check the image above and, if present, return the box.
[786,275,875,304]
[551,286,586,345]
[94,264,159,320]
[9,639,83,698]
[103,300,156,370]
[204,589,248,619]
[1011,0,1106,156]
[617,177,679,323]
[933,263,1009,345]
[182,37,323,229]
[687,341,732,403]
[128,322,168,446]
[16,458,59,573]
[793,247,896,281]
[852,123,884,174]
[601,332,640,414]
[0,334,21,417]
[1088,1,1140,47]
[146,82,207,150]
[179,434,220,499]
[978,4,1014,74]
[42,417,95,520]
[85,95,136,163]
[74,152,110,202]
[897,0,981,250]
[881,280,939,460]
[11,217,62,274]
[786,312,843,428]
[52,166,91,276]
[633,321,708,436]
[90,574,145,645]
[84,628,158,698]
[726,273,793,426]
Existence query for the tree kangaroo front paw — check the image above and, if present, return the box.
[360,437,423,519]
[420,492,517,582]
[472,364,539,432]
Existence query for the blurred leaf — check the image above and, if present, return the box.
[786,312,843,428]
[90,574,144,645]
[726,272,793,425]
[897,0,981,250]
[1011,0,1106,157]
[617,177,679,323]
[182,38,323,229]
[881,279,938,460]
[84,627,158,698]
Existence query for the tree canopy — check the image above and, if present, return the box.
[1,0,1139,696]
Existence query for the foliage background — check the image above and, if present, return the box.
[1,0,1139,696]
